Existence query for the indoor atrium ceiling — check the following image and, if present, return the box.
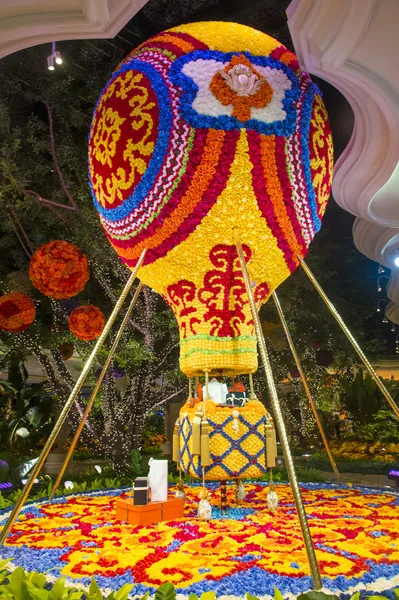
[1,0,398,334]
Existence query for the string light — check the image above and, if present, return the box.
[377,275,389,293]
[376,299,389,312]
[396,335,399,354]
[378,264,385,274]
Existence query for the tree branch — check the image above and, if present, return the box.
[44,102,79,211]
[50,348,98,437]
[94,269,145,335]
[11,179,76,222]
[143,286,154,350]
[154,342,179,373]
[144,385,186,416]
[8,213,32,259]
[9,207,34,253]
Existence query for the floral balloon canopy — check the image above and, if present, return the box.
[89,22,333,377]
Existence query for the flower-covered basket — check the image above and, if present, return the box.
[174,398,277,481]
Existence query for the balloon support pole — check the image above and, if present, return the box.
[299,257,399,420]
[220,480,227,511]
[272,291,342,484]
[49,282,144,501]
[0,249,147,547]
[236,241,322,590]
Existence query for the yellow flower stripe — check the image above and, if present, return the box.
[169,22,279,55]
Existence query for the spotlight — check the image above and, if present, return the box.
[377,275,389,292]
[46,42,62,71]
[47,55,55,71]
[395,256,399,268]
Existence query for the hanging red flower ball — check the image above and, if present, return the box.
[0,292,36,332]
[58,342,75,360]
[68,305,105,341]
[29,240,89,299]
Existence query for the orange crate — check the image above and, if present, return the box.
[115,502,128,522]
[115,496,184,526]
[162,497,184,520]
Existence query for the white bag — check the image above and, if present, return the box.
[202,378,228,404]
[148,457,168,502]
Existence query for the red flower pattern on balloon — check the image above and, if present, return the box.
[0,292,36,332]
[68,305,105,341]
[198,244,251,337]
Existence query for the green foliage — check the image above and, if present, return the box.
[309,455,399,474]
[0,358,54,453]
[260,467,326,483]
[297,593,339,600]
[0,563,397,600]
[341,370,383,425]
[154,583,176,600]
[274,589,285,600]
[130,449,143,477]
[0,475,132,510]
[353,410,399,443]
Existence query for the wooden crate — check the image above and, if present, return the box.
[115,496,184,526]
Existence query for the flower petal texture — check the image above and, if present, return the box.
[68,305,105,341]
[0,292,35,332]
[1,484,398,598]
[89,22,334,376]
[29,241,89,300]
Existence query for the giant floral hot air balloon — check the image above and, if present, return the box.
[89,22,333,482]
[89,21,333,377]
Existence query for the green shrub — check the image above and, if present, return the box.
[309,457,399,474]
[259,467,326,483]
[0,562,397,600]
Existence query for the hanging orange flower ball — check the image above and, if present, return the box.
[0,292,36,332]
[68,305,105,341]
[29,240,89,299]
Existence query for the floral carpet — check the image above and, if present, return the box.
[1,483,399,598]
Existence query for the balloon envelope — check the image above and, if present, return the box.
[89,22,333,376]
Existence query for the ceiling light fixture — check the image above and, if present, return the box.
[47,55,55,71]
[377,299,389,313]
[377,275,389,292]
[47,42,62,71]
